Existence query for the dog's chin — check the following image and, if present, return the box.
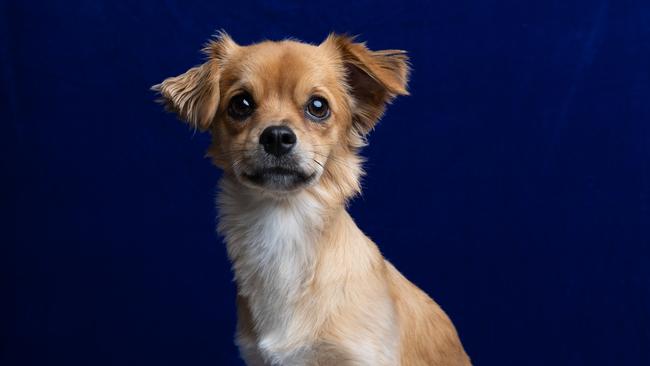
[239,167,318,194]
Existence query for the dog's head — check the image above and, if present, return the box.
[153,32,409,202]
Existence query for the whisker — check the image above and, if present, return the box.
[311,158,325,169]
[309,151,359,170]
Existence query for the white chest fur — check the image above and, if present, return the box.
[217,180,324,364]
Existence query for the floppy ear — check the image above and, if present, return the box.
[152,32,237,131]
[322,34,410,134]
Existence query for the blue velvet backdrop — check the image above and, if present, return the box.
[2,0,649,365]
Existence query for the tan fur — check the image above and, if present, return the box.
[154,32,471,365]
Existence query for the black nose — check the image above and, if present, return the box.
[259,125,297,157]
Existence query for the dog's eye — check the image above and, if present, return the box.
[305,96,330,122]
[228,92,255,120]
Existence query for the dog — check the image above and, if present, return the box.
[153,32,471,366]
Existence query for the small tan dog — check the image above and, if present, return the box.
[154,32,470,366]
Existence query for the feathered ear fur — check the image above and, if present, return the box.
[321,34,410,134]
[152,32,238,131]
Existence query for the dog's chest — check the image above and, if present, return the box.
[218,191,324,363]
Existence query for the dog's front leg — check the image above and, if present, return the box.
[235,333,267,366]
[235,296,268,366]
[312,340,399,366]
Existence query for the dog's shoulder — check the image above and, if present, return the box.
[386,261,472,365]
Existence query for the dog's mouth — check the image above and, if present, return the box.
[241,166,317,191]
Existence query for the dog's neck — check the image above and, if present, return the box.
[217,174,386,363]
[217,176,342,337]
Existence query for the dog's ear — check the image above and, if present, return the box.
[321,34,410,134]
[152,32,238,131]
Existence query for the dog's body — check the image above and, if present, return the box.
[220,180,469,365]
[155,33,470,365]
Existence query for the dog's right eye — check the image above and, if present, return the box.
[228,92,255,120]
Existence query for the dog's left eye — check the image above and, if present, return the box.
[305,96,330,121]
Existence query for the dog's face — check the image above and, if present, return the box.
[154,33,409,201]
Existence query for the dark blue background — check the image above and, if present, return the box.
[3,0,649,365]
